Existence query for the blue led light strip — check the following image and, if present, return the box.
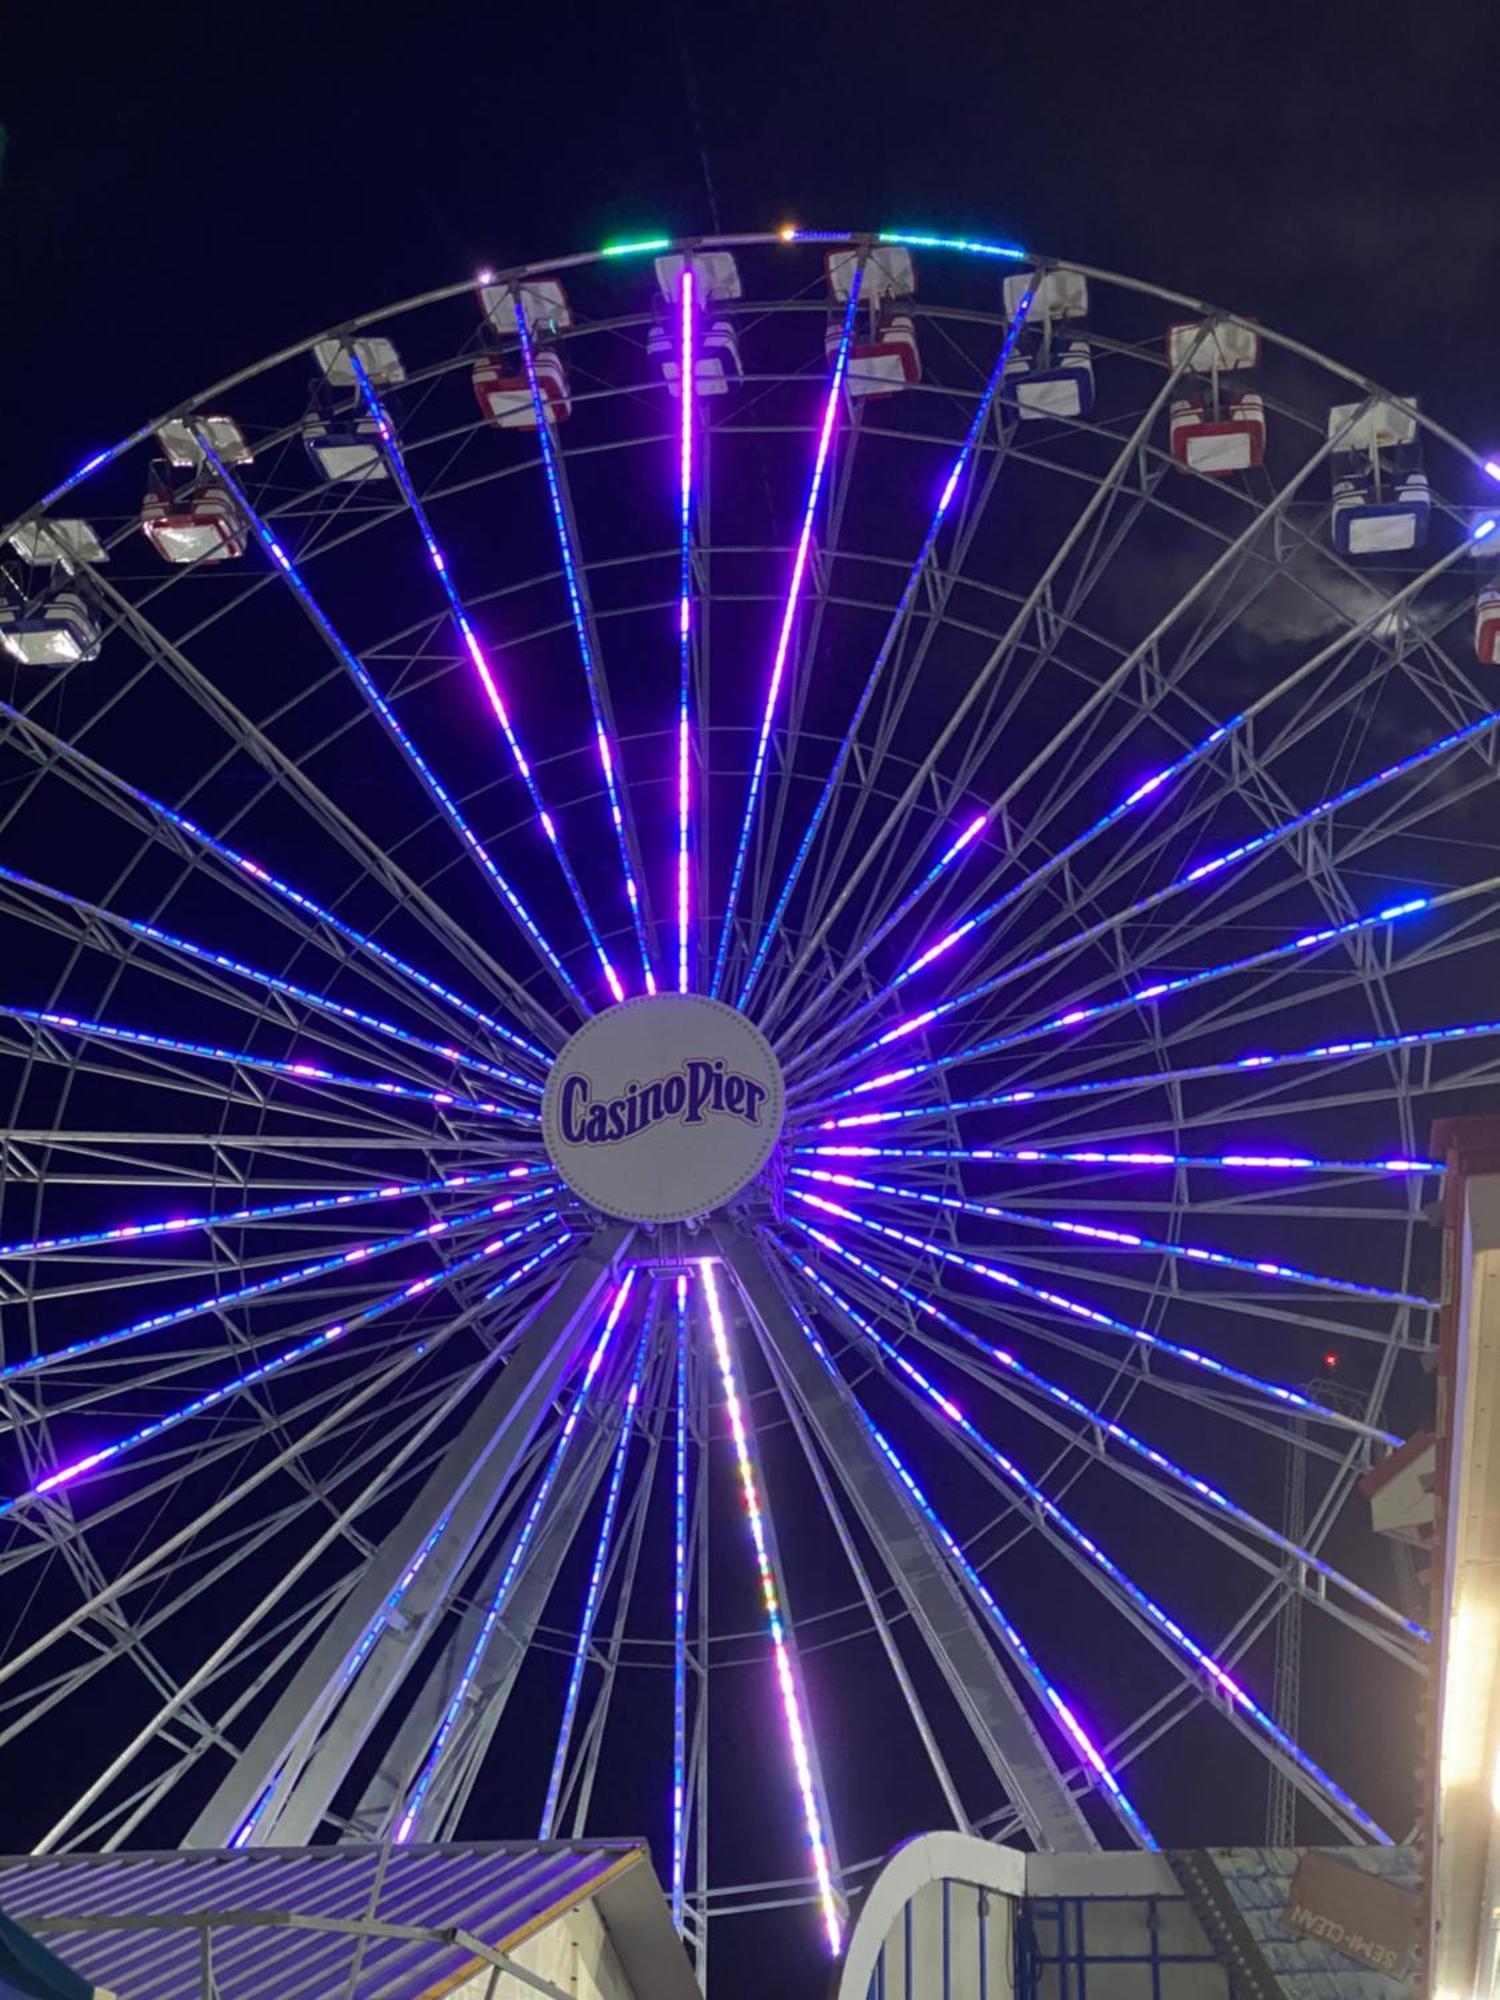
[510,304,656,997]
[677,269,697,995]
[0,1164,540,1263]
[0,1003,538,1126]
[736,289,1037,1013]
[711,271,865,1001]
[785,1201,1398,1445]
[775,1252,1155,1844]
[197,441,590,1016]
[396,1269,640,1841]
[672,1269,690,1931]
[790,1166,1432,1309]
[880,705,1500,1044]
[0,1184,553,1386]
[539,1307,654,1838]
[347,354,622,1008]
[786,1239,1426,1643]
[0,696,550,1068]
[812,894,1435,1099]
[2,1213,566,1517]
[0,859,540,1097]
[778,1241,1390,1841]
[799,1142,1441,1176]
[809,1014,1500,1132]
[700,1256,843,1954]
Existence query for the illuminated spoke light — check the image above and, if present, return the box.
[791,1165,1433,1309]
[778,1258,1156,1846]
[711,272,865,1000]
[347,353,622,1009]
[511,305,655,998]
[5,1214,566,1514]
[785,1199,1398,1444]
[699,1257,843,1954]
[539,1308,653,1837]
[396,1269,639,1841]
[737,288,1037,1013]
[797,1142,1440,1176]
[677,269,696,994]
[672,1270,690,1930]
[0,1003,537,1126]
[196,441,589,1015]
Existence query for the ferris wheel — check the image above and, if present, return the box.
[0,223,1494,1980]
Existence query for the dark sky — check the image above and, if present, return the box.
[5,0,1500,524]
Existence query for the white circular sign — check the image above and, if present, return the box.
[542,995,785,1223]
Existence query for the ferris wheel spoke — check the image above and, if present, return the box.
[698,1252,849,1947]
[347,355,626,1008]
[798,1139,1441,1177]
[510,304,658,997]
[783,1242,1424,1659]
[710,275,866,1001]
[0,695,555,1068]
[738,293,1037,1014]
[193,443,591,1020]
[784,1200,1395,1442]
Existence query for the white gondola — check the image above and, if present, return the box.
[1005,341,1094,420]
[302,414,389,483]
[647,317,742,395]
[1003,268,1089,322]
[1327,396,1419,454]
[826,244,916,304]
[1167,319,1261,372]
[312,337,405,388]
[654,251,742,303]
[156,414,252,469]
[8,519,107,566]
[0,590,101,666]
[472,349,572,428]
[141,477,247,563]
[478,279,572,340]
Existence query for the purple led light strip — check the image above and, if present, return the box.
[810,1013,1500,1132]
[785,1201,1397,1444]
[197,439,590,1016]
[0,1003,537,1126]
[510,303,656,997]
[700,1257,843,1954]
[790,1166,1432,1309]
[0,859,540,1097]
[539,1306,654,1837]
[812,894,1435,1098]
[671,1269,690,1930]
[347,353,623,1008]
[0,1183,553,1385]
[396,1269,639,1841]
[776,1254,1156,1846]
[786,1239,1426,1643]
[799,1142,1440,1176]
[0,1163,538,1263]
[4,1213,565,1516]
[735,288,1038,1014]
[710,270,865,1001]
[677,269,696,994]
[0,696,550,1069]
[778,1241,1390,1842]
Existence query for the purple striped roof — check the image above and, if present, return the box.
[0,1840,695,2000]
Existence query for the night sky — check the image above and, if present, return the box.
[3,2,1498,1991]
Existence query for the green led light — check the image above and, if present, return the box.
[879,229,1027,261]
[600,235,672,258]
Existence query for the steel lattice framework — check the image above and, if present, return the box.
[0,224,1492,1985]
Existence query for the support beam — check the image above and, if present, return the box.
[714,1223,1096,1853]
[188,1224,634,1847]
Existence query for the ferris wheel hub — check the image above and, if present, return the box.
[541,993,785,1222]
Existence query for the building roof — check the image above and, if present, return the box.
[0,1841,698,2000]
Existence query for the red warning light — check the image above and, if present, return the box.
[1323,1351,1339,1369]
